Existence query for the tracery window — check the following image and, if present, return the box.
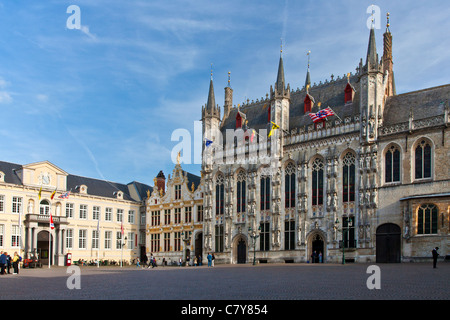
[385,145,401,183]
[312,158,324,206]
[343,152,356,203]
[417,204,438,235]
[415,140,432,180]
[260,176,271,211]
[236,171,246,213]
[285,163,296,208]
[215,174,224,215]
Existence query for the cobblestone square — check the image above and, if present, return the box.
[1,262,448,301]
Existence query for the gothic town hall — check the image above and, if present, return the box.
[200,17,449,264]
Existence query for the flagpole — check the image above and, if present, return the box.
[120,221,123,268]
[48,223,51,269]
[97,218,100,268]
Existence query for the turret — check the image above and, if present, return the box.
[382,12,396,97]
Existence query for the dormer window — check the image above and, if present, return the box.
[236,111,246,129]
[344,82,355,104]
[304,94,315,113]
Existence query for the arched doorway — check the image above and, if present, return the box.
[232,235,247,264]
[237,239,247,264]
[194,232,203,260]
[376,223,401,263]
[37,230,53,266]
[308,232,325,263]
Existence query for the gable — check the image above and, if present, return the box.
[19,161,68,190]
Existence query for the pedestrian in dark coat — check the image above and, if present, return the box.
[432,247,439,268]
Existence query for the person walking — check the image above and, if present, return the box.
[207,252,212,267]
[12,252,20,275]
[136,258,140,268]
[432,247,439,268]
[6,253,12,274]
[212,253,215,267]
[0,251,6,275]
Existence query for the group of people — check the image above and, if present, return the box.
[310,251,323,263]
[0,251,21,275]
[206,252,215,267]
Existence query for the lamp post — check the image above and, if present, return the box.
[248,226,260,265]
[334,217,352,265]
[119,236,127,268]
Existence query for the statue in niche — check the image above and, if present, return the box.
[28,200,34,214]
[332,192,337,209]
[365,225,371,240]
[368,118,375,138]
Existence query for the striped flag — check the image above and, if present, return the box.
[308,107,335,123]
[50,188,57,200]
[58,190,71,199]
[49,211,55,230]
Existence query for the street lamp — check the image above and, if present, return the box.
[334,217,352,265]
[248,226,261,265]
[118,236,127,268]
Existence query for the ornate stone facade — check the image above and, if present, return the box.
[201,20,449,264]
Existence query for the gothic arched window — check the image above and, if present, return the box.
[385,144,401,183]
[260,175,271,211]
[342,152,356,203]
[215,174,224,215]
[417,204,438,234]
[415,139,432,180]
[236,171,246,213]
[285,163,296,208]
[312,158,324,206]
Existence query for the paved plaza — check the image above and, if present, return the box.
[0,262,448,301]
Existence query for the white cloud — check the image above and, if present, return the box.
[0,78,12,104]
[80,25,97,41]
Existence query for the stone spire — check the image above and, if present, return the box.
[275,47,286,94]
[366,15,379,71]
[305,51,311,89]
[383,12,396,96]
[206,67,216,112]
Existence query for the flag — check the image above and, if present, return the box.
[250,129,255,142]
[121,220,124,235]
[205,139,213,147]
[268,122,280,137]
[50,188,57,200]
[308,107,335,123]
[49,211,55,230]
[58,190,71,199]
[38,186,42,200]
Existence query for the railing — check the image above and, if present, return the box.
[25,214,68,224]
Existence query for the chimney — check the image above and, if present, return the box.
[156,170,166,195]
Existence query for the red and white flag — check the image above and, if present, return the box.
[308,107,335,123]
[50,212,55,230]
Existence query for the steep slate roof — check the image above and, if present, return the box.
[0,160,152,202]
[182,170,201,190]
[220,74,360,135]
[0,161,23,185]
[383,84,450,126]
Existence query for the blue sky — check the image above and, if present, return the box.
[0,0,449,187]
